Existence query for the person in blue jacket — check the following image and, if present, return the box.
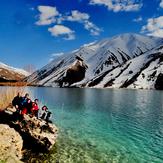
[20,93,30,114]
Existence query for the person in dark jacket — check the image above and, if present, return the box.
[40,106,47,119]
[12,93,22,112]
[26,99,33,114]
[46,111,52,123]
[40,106,52,123]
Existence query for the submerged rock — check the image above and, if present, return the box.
[0,108,58,153]
[0,124,23,162]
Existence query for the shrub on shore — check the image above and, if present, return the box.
[0,86,25,110]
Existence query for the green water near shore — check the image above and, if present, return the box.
[10,87,163,162]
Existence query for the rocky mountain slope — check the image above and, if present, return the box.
[0,62,29,82]
[26,33,163,89]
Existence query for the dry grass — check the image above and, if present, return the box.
[0,82,28,86]
[0,85,26,111]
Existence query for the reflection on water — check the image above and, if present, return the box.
[3,87,163,162]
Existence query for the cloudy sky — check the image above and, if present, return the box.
[0,0,163,69]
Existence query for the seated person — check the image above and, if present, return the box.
[40,105,47,119]
[46,110,52,123]
[26,99,33,114]
[12,93,22,112]
[40,106,52,123]
[21,93,30,106]
[31,99,39,118]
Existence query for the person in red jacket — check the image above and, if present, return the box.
[31,99,39,118]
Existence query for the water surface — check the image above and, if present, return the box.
[7,87,163,162]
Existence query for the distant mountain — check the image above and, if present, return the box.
[0,62,29,82]
[26,33,163,89]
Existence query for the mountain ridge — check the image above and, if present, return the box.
[26,33,163,89]
[0,62,29,82]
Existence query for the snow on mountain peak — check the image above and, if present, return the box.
[0,62,30,76]
[26,33,163,89]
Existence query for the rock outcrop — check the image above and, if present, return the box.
[155,73,163,90]
[0,107,58,156]
[57,56,88,87]
[0,124,23,163]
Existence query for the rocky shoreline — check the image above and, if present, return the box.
[0,107,58,162]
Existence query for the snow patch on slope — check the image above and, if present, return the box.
[0,62,30,76]
[26,33,163,88]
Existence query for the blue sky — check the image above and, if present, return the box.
[0,0,163,70]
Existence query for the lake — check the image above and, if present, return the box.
[5,87,163,162]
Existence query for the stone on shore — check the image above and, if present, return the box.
[0,124,23,163]
[0,108,58,153]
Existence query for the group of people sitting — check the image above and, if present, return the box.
[12,93,52,123]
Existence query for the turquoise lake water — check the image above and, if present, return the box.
[8,87,163,162]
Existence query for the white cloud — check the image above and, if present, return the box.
[160,0,163,8]
[67,10,90,22]
[133,16,143,22]
[56,16,66,24]
[35,7,102,39]
[89,0,142,12]
[84,20,102,35]
[67,10,102,36]
[141,16,163,37]
[51,52,64,57]
[36,6,59,25]
[48,25,75,40]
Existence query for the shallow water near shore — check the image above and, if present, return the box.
[3,87,163,162]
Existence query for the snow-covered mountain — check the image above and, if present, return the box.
[0,62,29,82]
[26,33,163,89]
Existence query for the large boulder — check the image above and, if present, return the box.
[0,124,23,163]
[19,114,58,151]
[0,108,58,152]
